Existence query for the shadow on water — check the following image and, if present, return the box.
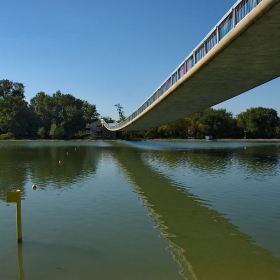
[111,142,280,280]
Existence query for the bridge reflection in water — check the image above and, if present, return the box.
[111,143,280,280]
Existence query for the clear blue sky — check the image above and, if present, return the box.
[1,0,279,120]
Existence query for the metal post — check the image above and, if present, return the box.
[16,190,22,242]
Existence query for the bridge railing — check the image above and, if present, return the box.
[104,0,262,131]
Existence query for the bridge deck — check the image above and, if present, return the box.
[106,0,280,131]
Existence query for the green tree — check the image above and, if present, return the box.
[49,124,56,139]
[198,108,237,138]
[30,91,55,133]
[30,90,99,139]
[37,127,46,138]
[115,103,125,122]
[83,102,99,123]
[54,123,65,139]
[0,79,31,138]
[158,118,191,138]
[156,108,238,139]
[237,107,279,138]
[185,112,205,138]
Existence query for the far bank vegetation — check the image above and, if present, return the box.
[1,79,280,140]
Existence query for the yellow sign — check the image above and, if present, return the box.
[7,191,20,203]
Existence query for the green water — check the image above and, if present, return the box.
[0,140,280,279]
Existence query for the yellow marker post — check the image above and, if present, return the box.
[7,190,22,242]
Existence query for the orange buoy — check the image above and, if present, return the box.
[32,185,37,190]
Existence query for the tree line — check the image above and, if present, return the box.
[118,107,280,140]
[0,79,98,139]
[1,79,280,140]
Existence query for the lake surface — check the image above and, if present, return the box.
[0,140,280,280]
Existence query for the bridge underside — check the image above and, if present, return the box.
[118,0,280,131]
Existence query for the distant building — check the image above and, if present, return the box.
[86,119,116,140]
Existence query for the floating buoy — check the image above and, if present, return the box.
[231,158,234,162]
[59,160,62,164]
[32,185,37,190]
